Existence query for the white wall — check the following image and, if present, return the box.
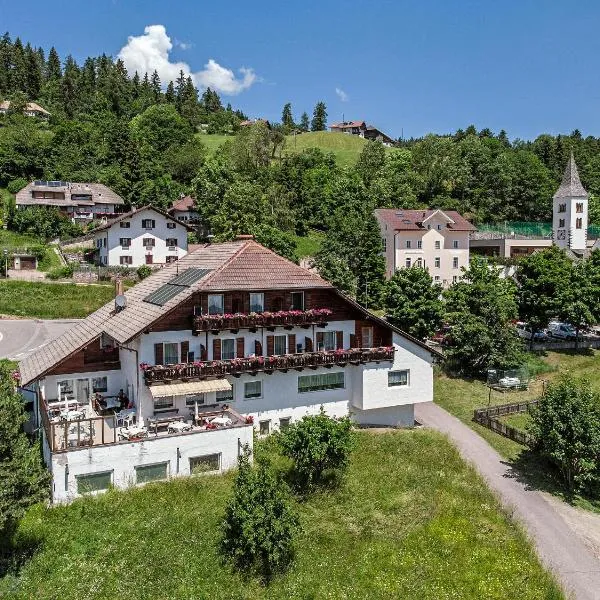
[42,369,124,404]
[553,196,588,251]
[351,404,414,427]
[50,423,253,503]
[94,209,189,267]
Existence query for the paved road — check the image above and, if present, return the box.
[0,318,77,361]
[415,402,600,600]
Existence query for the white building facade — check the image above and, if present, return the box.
[376,209,476,286]
[20,239,438,503]
[553,155,588,252]
[93,206,190,267]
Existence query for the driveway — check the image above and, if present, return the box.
[415,402,600,600]
[0,318,77,361]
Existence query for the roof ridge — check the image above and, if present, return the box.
[194,239,252,287]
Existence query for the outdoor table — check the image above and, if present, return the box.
[104,397,121,410]
[120,425,147,440]
[168,421,192,434]
[61,409,85,421]
[210,416,232,426]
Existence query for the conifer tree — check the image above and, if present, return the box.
[310,101,327,131]
[165,81,176,104]
[282,102,294,128]
[45,46,61,81]
[150,70,161,102]
[299,111,310,132]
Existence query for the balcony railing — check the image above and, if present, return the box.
[143,347,395,384]
[193,308,333,333]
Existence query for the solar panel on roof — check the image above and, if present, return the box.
[143,267,212,306]
[169,267,211,287]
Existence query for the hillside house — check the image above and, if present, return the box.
[16,181,124,222]
[329,120,395,146]
[92,206,191,267]
[169,195,200,225]
[19,238,439,502]
[376,209,476,286]
[0,100,51,118]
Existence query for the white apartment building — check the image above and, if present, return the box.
[93,206,191,267]
[376,209,476,286]
[553,154,588,252]
[19,238,439,503]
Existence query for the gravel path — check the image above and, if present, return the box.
[415,401,600,600]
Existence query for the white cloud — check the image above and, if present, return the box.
[335,87,349,102]
[118,25,256,95]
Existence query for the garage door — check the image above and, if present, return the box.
[19,257,37,270]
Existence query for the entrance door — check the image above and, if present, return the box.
[76,378,90,403]
[145,254,153,265]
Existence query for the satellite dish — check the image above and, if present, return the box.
[115,295,127,310]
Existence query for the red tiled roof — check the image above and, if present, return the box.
[171,195,196,212]
[330,120,366,129]
[375,208,476,232]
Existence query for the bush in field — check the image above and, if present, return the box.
[528,375,600,493]
[136,265,152,280]
[221,447,298,583]
[7,178,27,194]
[46,264,74,280]
[0,360,49,570]
[279,408,356,491]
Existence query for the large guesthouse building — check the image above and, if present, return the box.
[19,238,438,502]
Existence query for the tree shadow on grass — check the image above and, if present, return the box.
[0,530,43,579]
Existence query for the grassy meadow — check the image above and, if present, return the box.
[0,280,114,318]
[1,430,562,599]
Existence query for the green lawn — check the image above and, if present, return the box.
[195,133,232,154]
[499,412,532,431]
[0,280,113,318]
[435,350,600,511]
[293,230,324,258]
[1,430,561,599]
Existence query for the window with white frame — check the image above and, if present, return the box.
[388,370,409,387]
[415,258,422,268]
[76,471,112,494]
[259,420,270,435]
[119,221,131,228]
[434,275,440,282]
[92,376,107,392]
[244,380,262,399]
[453,240,459,249]
[249,292,264,313]
[163,342,179,365]
[406,240,411,249]
[405,258,411,268]
[576,202,584,213]
[558,204,566,213]
[208,294,224,315]
[576,218,583,229]
[222,339,235,360]
[216,386,234,402]
[435,240,441,249]
[142,238,155,247]
[290,291,304,310]
[154,396,174,410]
[381,237,387,251]
[453,257,459,269]
[361,326,373,348]
[273,335,287,355]
[321,331,336,351]
[417,240,422,249]
[298,371,345,393]
[136,462,168,484]
[166,238,178,248]
[435,257,440,268]
[142,218,156,229]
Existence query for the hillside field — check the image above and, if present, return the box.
[0,430,561,600]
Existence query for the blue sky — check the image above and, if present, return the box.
[1,0,599,140]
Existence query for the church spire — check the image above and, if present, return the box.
[553,153,588,199]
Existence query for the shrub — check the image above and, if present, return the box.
[279,408,356,491]
[136,265,152,280]
[221,447,298,582]
[528,375,600,493]
[7,178,27,194]
[46,264,74,280]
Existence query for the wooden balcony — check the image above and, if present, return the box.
[193,308,333,334]
[143,347,395,385]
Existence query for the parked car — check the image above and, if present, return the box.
[547,321,583,341]
[515,322,549,342]
[498,376,522,389]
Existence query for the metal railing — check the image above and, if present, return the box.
[144,347,395,384]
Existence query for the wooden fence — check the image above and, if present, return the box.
[473,400,538,447]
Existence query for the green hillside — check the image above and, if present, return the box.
[195,133,232,154]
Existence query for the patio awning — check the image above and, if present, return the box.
[149,379,232,398]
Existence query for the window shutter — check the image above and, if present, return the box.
[154,343,164,366]
[350,334,356,348]
[288,334,296,354]
[200,344,207,360]
[254,340,263,356]
[336,331,344,350]
[236,337,245,358]
[316,332,324,350]
[213,339,221,360]
[266,335,274,357]
[305,336,313,353]
[180,340,189,363]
